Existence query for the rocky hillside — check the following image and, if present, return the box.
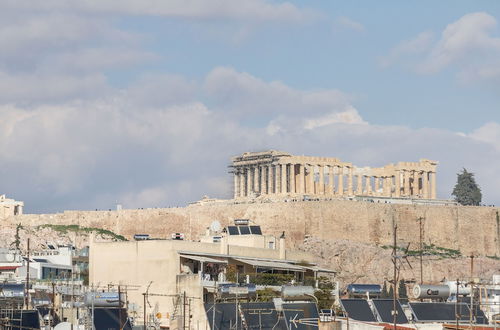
[299,236,500,286]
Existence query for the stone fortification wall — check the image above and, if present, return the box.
[4,200,500,257]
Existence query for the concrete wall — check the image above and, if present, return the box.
[7,200,500,256]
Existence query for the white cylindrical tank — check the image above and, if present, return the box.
[84,292,125,307]
[412,285,450,299]
[446,281,471,296]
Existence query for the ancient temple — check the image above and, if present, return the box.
[229,150,438,199]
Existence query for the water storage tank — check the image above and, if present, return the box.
[281,285,315,301]
[412,285,450,299]
[218,284,256,299]
[446,281,471,296]
[346,284,382,298]
[84,292,125,307]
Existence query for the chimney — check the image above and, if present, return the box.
[279,231,286,260]
[220,235,229,255]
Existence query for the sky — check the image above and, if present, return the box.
[1,1,500,213]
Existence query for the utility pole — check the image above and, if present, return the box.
[52,282,56,326]
[392,222,398,330]
[25,238,30,310]
[455,278,459,330]
[417,217,424,284]
[183,291,187,330]
[143,292,147,330]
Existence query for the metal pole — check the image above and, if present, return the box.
[418,217,423,284]
[52,282,56,326]
[119,285,122,330]
[183,291,187,330]
[143,292,147,330]
[455,278,459,330]
[25,238,30,310]
[92,284,95,330]
[392,219,398,330]
[188,299,191,330]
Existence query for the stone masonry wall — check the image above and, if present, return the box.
[3,200,500,257]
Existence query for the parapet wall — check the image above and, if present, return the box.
[4,200,500,256]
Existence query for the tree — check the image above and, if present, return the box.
[452,168,482,206]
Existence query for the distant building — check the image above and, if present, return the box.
[0,194,24,218]
[90,221,335,328]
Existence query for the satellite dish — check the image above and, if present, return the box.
[209,220,222,233]
[54,322,73,330]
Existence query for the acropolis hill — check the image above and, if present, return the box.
[1,151,499,259]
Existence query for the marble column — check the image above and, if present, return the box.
[259,166,266,194]
[265,165,271,194]
[430,172,436,199]
[422,171,429,199]
[281,164,287,193]
[328,166,334,195]
[308,165,315,194]
[385,177,392,196]
[374,177,380,196]
[338,166,344,195]
[412,171,419,197]
[366,176,372,195]
[273,165,279,194]
[356,174,362,195]
[403,170,410,196]
[252,166,258,194]
[290,164,296,194]
[395,171,401,197]
[319,165,324,194]
[245,167,251,196]
[347,167,353,195]
[299,164,305,194]
[234,172,239,198]
[239,170,245,197]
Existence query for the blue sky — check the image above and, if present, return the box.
[1,1,499,212]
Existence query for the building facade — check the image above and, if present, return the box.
[230,150,438,199]
[0,194,24,219]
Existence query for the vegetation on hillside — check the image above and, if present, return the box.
[37,224,127,241]
[381,243,461,259]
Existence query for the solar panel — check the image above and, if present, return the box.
[340,299,377,322]
[372,299,408,324]
[250,226,262,235]
[227,226,239,235]
[205,303,243,329]
[239,226,251,235]
[409,302,470,322]
[282,302,319,330]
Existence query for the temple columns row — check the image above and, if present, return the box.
[233,166,436,199]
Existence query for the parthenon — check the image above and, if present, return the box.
[229,150,438,199]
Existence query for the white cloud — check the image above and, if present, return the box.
[469,122,500,150]
[1,67,500,211]
[335,16,364,32]
[0,72,111,104]
[203,66,354,120]
[1,0,315,22]
[380,31,434,67]
[384,12,500,83]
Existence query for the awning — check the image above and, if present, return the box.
[302,266,337,274]
[179,254,227,264]
[234,258,305,272]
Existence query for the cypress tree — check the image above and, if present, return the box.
[452,168,482,206]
